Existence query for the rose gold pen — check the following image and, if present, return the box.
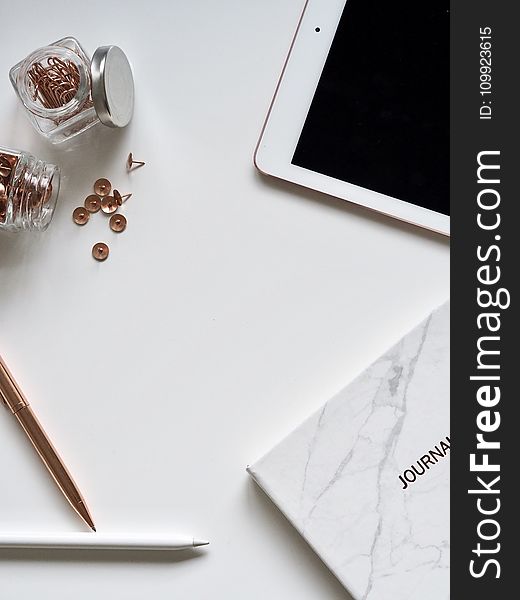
[0,354,95,531]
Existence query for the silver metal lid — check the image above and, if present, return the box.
[91,46,134,128]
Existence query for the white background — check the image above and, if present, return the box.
[0,1,449,598]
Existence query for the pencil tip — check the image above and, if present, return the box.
[91,526,97,532]
[193,538,209,547]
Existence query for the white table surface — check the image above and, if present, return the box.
[0,2,449,598]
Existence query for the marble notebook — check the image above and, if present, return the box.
[248,302,449,600]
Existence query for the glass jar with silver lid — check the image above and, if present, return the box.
[9,37,134,144]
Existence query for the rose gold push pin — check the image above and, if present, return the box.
[84,194,101,213]
[113,189,132,206]
[94,178,112,197]
[100,195,118,214]
[92,242,109,262]
[109,213,127,233]
[126,153,145,171]
[72,207,89,225]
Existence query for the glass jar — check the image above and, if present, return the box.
[0,146,60,232]
[9,37,134,144]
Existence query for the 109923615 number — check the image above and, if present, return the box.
[479,27,492,119]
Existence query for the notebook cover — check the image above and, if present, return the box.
[248,302,449,600]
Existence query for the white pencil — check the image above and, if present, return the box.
[0,533,209,551]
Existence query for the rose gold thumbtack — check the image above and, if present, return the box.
[100,195,118,214]
[94,178,112,197]
[72,206,90,225]
[109,213,127,233]
[113,189,132,206]
[92,242,109,262]
[126,153,145,171]
[84,194,101,213]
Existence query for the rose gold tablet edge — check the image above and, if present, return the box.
[262,167,450,237]
[253,0,310,174]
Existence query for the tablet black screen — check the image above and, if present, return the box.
[292,0,449,216]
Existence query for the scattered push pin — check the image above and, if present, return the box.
[94,178,112,197]
[109,214,127,233]
[75,171,139,260]
[72,207,90,225]
[126,153,145,171]
[92,242,109,262]
[84,194,101,213]
[100,196,118,214]
[113,189,132,206]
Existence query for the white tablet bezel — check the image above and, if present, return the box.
[254,0,450,236]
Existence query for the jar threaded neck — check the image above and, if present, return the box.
[0,150,60,232]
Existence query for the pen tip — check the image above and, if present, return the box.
[193,538,209,547]
[91,526,97,532]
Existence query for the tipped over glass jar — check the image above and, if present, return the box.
[0,146,60,232]
[9,37,134,144]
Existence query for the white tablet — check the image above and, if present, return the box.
[255,0,449,236]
